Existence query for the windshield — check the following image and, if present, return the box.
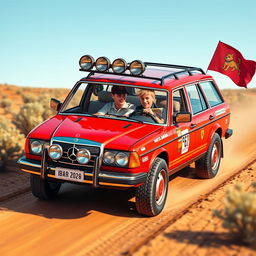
[61,83,168,125]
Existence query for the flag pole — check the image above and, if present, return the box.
[206,40,221,74]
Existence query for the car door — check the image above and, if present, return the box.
[185,83,211,160]
[167,88,193,172]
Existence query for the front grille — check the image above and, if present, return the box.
[51,141,101,172]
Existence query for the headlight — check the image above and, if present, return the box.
[76,148,91,164]
[48,144,63,160]
[103,151,115,164]
[79,55,94,70]
[129,60,145,75]
[95,57,111,72]
[112,58,127,74]
[115,152,129,166]
[30,140,43,154]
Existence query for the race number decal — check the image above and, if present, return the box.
[181,129,190,154]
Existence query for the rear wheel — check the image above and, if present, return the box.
[195,133,222,178]
[135,158,168,216]
[30,174,62,199]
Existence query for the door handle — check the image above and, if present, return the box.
[209,114,215,120]
[190,123,197,129]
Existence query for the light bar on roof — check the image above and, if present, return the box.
[112,58,127,74]
[79,55,94,70]
[95,56,111,72]
[79,55,146,76]
[129,60,145,75]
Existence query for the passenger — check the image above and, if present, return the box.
[94,86,135,117]
[133,89,164,124]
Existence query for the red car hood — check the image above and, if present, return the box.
[30,115,161,151]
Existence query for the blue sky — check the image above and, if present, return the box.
[1,0,256,89]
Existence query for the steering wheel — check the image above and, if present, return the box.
[131,110,158,123]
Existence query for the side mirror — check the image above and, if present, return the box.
[174,112,192,123]
[50,98,62,111]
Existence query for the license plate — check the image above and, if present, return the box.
[55,167,84,182]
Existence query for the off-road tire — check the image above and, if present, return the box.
[135,158,168,216]
[195,133,222,178]
[30,174,62,200]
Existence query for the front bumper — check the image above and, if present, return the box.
[17,156,147,188]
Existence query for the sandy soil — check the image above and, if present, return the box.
[133,163,256,256]
[1,85,256,255]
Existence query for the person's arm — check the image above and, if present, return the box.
[94,103,110,116]
[142,108,164,124]
[124,104,136,117]
[151,113,164,124]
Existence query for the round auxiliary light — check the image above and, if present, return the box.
[79,55,94,70]
[95,57,111,72]
[115,152,129,167]
[129,60,145,75]
[48,144,63,160]
[112,58,127,74]
[76,148,91,164]
[31,140,43,154]
[103,151,115,165]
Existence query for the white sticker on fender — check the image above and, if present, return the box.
[181,129,190,154]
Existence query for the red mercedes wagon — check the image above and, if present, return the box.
[18,56,233,216]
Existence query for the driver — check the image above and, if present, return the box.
[94,86,135,117]
[133,89,164,124]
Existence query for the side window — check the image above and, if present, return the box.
[200,81,223,107]
[186,84,208,115]
[173,89,188,115]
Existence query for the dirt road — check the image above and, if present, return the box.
[1,103,256,256]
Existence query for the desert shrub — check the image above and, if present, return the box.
[213,183,256,244]
[0,116,10,130]
[0,117,24,171]
[13,94,56,136]
[13,102,45,136]
[21,93,37,103]
[37,93,56,119]
[0,98,12,108]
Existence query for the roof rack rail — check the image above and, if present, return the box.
[80,62,205,86]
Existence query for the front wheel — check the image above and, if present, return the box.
[30,174,62,199]
[135,158,168,216]
[195,133,222,178]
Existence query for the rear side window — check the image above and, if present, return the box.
[200,81,223,107]
[186,84,207,115]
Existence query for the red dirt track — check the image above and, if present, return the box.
[1,95,256,256]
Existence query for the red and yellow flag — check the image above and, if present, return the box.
[208,41,256,88]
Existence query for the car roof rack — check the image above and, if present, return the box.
[80,62,205,86]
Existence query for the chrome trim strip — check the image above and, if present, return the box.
[18,156,41,168]
[99,172,146,181]
[52,137,102,147]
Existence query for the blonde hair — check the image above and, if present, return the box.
[137,89,156,102]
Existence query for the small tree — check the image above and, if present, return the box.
[213,182,256,245]
[0,117,24,171]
